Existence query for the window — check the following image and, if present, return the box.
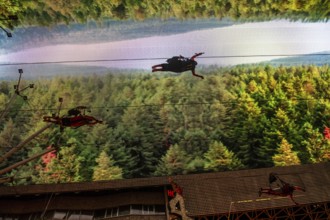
[131,205,143,215]
[148,205,155,214]
[105,207,118,218]
[29,213,41,220]
[53,211,67,220]
[42,211,55,219]
[155,205,166,214]
[2,204,166,220]
[93,209,106,219]
[143,205,155,214]
[142,205,148,214]
[67,211,80,220]
[80,211,93,220]
[118,205,130,216]
[18,214,30,220]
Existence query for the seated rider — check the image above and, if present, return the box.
[61,115,102,128]
[43,107,102,128]
[67,106,88,116]
[152,52,204,79]
[259,173,305,205]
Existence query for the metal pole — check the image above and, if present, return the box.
[0,69,30,122]
[0,124,52,164]
[164,185,170,220]
[0,26,12,37]
[15,71,23,94]
[0,147,56,175]
[0,176,13,184]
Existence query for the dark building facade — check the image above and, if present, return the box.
[0,162,330,220]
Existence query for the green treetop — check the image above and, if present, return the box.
[273,138,301,167]
[93,150,123,181]
[204,141,244,172]
[154,144,190,176]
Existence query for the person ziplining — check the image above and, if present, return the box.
[152,52,205,79]
[43,106,102,129]
[258,173,306,205]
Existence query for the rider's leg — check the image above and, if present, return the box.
[152,64,163,70]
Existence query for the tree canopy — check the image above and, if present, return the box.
[1,0,329,29]
[1,64,330,184]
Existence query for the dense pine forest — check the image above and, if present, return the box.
[1,0,329,29]
[1,64,330,185]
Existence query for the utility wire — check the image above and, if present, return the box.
[0,53,330,66]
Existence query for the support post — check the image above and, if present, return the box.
[164,185,170,220]
[0,124,52,164]
[0,147,56,176]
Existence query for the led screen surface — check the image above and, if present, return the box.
[0,1,330,185]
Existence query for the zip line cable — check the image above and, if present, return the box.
[0,53,330,66]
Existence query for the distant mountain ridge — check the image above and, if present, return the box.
[263,51,330,66]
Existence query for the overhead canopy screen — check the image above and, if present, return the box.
[0,1,330,186]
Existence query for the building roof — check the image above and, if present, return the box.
[179,162,330,216]
[1,162,330,216]
[0,175,168,196]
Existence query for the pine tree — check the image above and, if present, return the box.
[204,141,244,172]
[0,118,26,172]
[186,156,205,174]
[93,150,122,181]
[273,138,301,166]
[0,119,21,154]
[120,99,166,178]
[302,125,330,163]
[36,140,83,184]
[105,126,139,179]
[154,144,190,176]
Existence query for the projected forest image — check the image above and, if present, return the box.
[0,1,330,185]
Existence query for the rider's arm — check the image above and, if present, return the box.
[191,52,204,60]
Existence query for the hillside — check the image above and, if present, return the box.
[264,52,330,66]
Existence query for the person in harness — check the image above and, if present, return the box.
[152,52,205,79]
[43,106,102,129]
[258,172,306,205]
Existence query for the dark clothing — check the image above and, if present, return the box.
[61,117,72,126]
[161,58,197,73]
[152,53,204,79]
[61,115,89,127]
[68,108,81,116]
[269,172,278,184]
[161,57,197,73]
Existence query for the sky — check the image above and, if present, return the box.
[0,20,330,75]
